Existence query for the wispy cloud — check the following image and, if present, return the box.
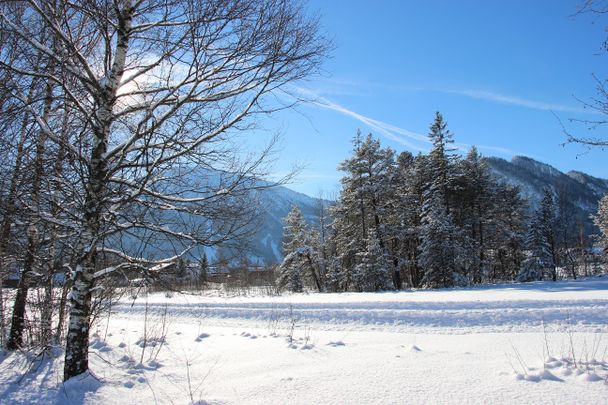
[455,142,525,158]
[313,97,429,151]
[288,85,527,159]
[445,89,589,114]
[307,77,592,115]
[291,86,429,151]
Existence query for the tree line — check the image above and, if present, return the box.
[278,113,608,293]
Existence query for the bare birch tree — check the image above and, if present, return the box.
[0,0,328,380]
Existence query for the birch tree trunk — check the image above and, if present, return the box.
[64,1,132,379]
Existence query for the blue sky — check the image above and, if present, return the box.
[259,0,608,196]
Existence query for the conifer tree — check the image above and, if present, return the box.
[419,113,466,287]
[385,151,425,287]
[282,206,309,256]
[424,112,456,215]
[520,188,557,281]
[419,199,466,288]
[491,184,527,281]
[330,131,396,290]
[199,252,209,284]
[352,235,393,292]
[277,206,322,292]
[455,147,494,282]
[593,193,608,258]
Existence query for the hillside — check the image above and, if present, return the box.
[486,155,608,236]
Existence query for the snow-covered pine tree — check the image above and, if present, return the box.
[519,188,557,282]
[326,200,359,291]
[277,253,304,293]
[454,146,495,283]
[277,206,322,292]
[282,206,309,256]
[384,151,425,288]
[419,198,466,288]
[593,193,608,258]
[491,183,527,281]
[352,235,393,292]
[278,206,307,292]
[419,113,467,287]
[330,131,397,290]
[423,112,456,216]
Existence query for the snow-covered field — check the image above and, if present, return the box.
[2,278,608,404]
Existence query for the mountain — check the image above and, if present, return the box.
[244,185,322,264]
[486,155,608,236]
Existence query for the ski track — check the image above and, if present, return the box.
[113,297,608,333]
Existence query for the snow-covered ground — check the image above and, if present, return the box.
[2,278,608,404]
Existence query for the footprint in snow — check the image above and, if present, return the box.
[409,345,422,352]
[195,333,210,342]
[326,341,345,347]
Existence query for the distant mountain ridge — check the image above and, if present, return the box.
[245,185,322,264]
[486,155,607,236]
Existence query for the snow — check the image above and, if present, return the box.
[2,277,608,404]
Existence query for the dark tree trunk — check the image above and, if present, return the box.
[55,274,72,343]
[392,257,401,290]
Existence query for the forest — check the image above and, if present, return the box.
[277,113,608,293]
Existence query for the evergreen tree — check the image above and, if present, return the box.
[419,200,466,288]
[282,206,309,256]
[325,114,532,290]
[330,131,397,290]
[454,147,495,282]
[277,255,304,293]
[520,188,557,281]
[593,193,608,258]
[199,252,209,284]
[277,206,322,292]
[424,112,456,215]
[419,113,467,287]
[491,184,527,281]
[385,151,425,288]
[352,235,393,292]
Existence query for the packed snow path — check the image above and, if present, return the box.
[114,278,608,333]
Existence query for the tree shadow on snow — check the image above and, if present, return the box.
[0,351,102,405]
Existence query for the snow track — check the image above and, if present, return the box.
[4,277,608,405]
[114,278,608,333]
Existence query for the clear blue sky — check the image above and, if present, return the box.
[258,0,608,197]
